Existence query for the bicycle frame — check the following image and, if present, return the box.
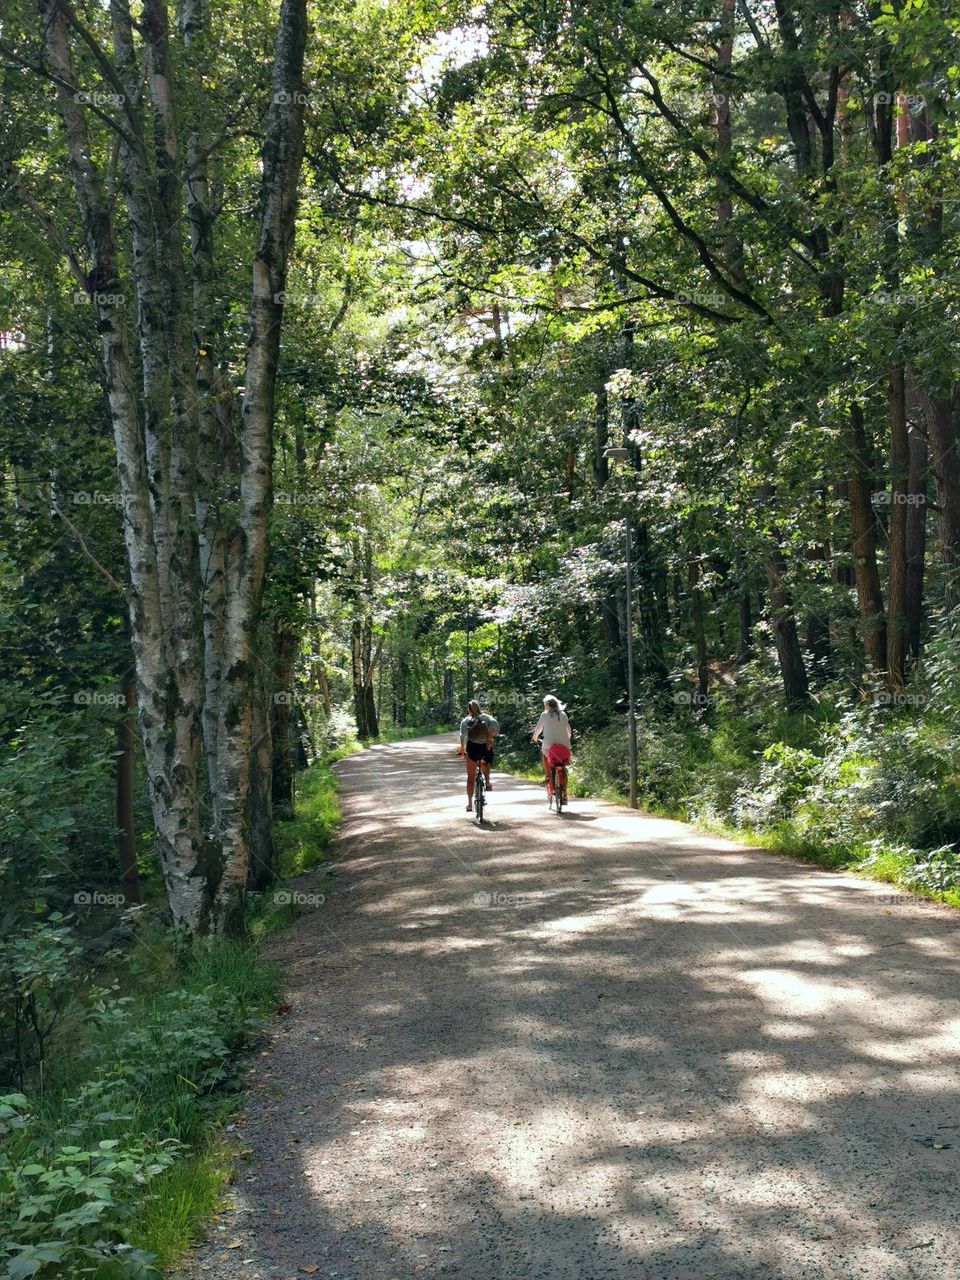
[549,760,568,813]
[537,740,569,814]
[472,753,486,822]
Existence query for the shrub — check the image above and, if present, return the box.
[0,917,82,1091]
[0,1093,179,1280]
[730,742,820,830]
[902,845,960,894]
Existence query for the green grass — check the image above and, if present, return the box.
[126,1136,237,1270]
[368,720,453,744]
[275,759,342,877]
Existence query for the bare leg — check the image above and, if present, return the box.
[465,758,477,808]
[541,753,551,788]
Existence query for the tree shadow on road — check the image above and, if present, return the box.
[195,735,960,1280]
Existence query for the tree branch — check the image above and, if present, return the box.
[0,160,88,288]
[52,502,127,595]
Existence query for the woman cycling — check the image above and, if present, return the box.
[531,695,572,794]
[458,699,498,813]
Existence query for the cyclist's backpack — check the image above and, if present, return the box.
[466,716,490,743]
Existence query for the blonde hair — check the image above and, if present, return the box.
[467,699,482,717]
[544,695,562,717]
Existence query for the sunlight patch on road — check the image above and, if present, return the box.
[739,968,872,1014]
[761,1019,818,1040]
[857,1025,960,1063]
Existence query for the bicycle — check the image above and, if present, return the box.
[534,739,570,815]
[548,757,568,815]
[473,757,486,824]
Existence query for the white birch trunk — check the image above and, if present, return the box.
[42,0,206,929]
[211,0,308,929]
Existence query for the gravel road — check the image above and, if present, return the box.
[181,732,960,1280]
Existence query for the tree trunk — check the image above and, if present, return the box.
[735,553,753,662]
[42,0,206,928]
[920,393,960,606]
[351,620,368,737]
[764,547,809,707]
[209,0,308,931]
[363,617,380,737]
[902,109,960,606]
[271,625,298,813]
[886,367,910,687]
[805,538,832,675]
[392,643,409,727]
[181,0,235,807]
[904,419,928,659]
[594,381,625,690]
[848,404,887,672]
[116,668,140,905]
[442,666,454,724]
[350,617,379,738]
[247,656,275,891]
[688,544,709,700]
[318,662,331,717]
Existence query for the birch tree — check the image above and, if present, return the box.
[6,0,308,931]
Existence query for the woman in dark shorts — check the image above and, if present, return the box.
[457,699,499,812]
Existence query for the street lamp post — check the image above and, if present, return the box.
[604,447,638,809]
[466,618,472,704]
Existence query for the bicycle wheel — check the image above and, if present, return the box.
[555,767,567,814]
[548,765,556,811]
[474,768,485,823]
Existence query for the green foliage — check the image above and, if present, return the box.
[273,758,343,879]
[901,845,960,894]
[0,916,82,1090]
[0,700,120,912]
[123,1138,236,1273]
[0,1093,178,1280]
[0,934,280,1280]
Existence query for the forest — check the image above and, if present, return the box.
[1,0,959,1274]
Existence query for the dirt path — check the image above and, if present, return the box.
[182,733,960,1280]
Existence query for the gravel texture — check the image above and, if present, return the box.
[180,732,960,1280]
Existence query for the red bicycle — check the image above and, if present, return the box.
[543,743,571,815]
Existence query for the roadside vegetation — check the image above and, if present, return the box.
[3,0,960,1273]
[0,724,387,1280]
